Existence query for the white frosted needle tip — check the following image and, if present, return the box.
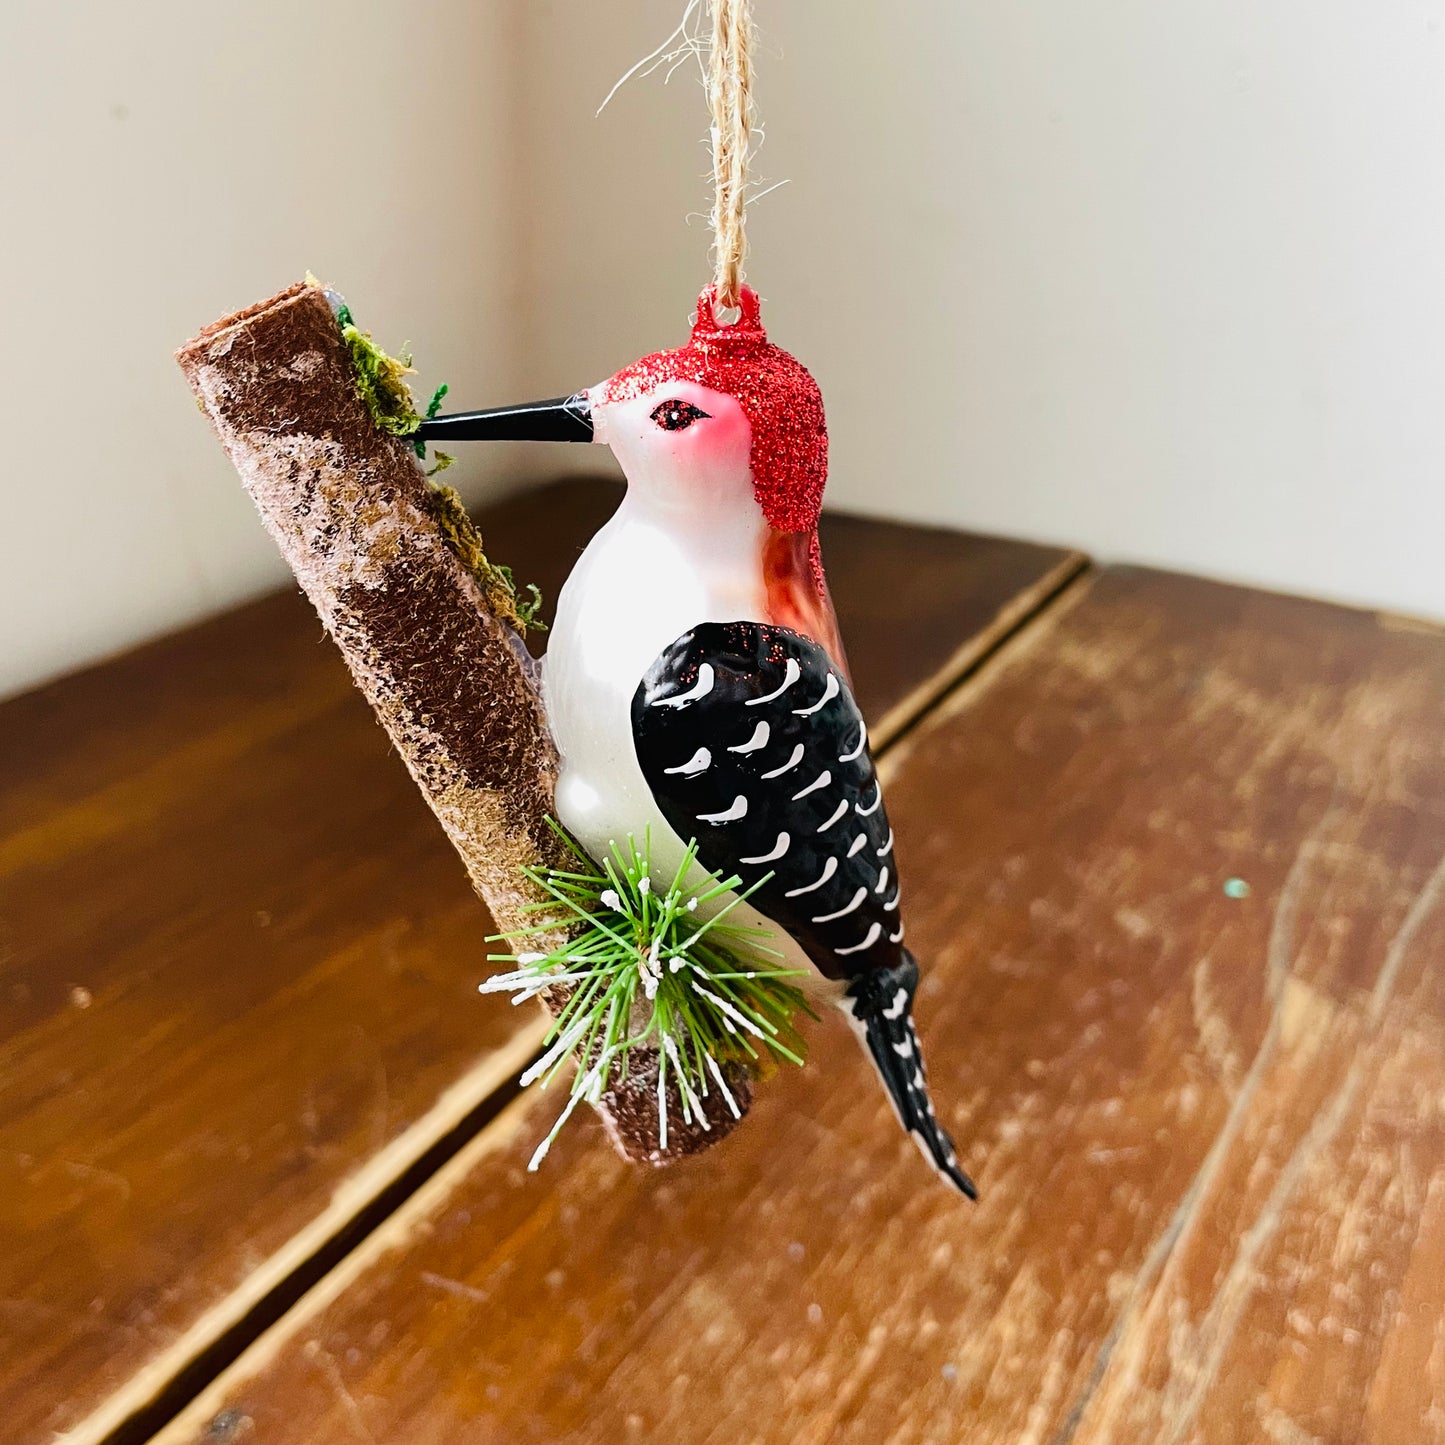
[599,888,621,912]
[706,1053,742,1119]
[694,981,766,1039]
[663,1034,708,1129]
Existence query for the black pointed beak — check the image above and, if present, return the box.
[415,393,593,444]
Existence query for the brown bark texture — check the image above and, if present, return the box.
[176,281,748,1163]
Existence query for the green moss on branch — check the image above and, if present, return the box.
[326,290,545,635]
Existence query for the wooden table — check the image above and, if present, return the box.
[151,567,1445,1445]
[0,480,1081,1445]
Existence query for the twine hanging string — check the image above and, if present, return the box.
[706,0,755,312]
[598,0,768,316]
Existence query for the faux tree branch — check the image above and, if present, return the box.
[177,281,750,1164]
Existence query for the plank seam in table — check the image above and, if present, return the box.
[867,549,1086,752]
[65,1029,540,1445]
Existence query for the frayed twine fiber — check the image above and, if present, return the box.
[598,0,761,314]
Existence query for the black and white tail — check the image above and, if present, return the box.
[845,954,977,1199]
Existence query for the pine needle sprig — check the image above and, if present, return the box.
[484,824,815,1169]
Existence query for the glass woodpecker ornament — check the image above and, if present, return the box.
[422,285,975,1197]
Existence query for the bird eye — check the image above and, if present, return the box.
[650,399,710,432]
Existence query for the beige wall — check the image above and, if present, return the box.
[513,0,1445,621]
[1,0,532,697]
[6,1,1445,697]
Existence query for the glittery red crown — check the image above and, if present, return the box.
[602,284,828,534]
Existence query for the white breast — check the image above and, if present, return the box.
[541,492,838,996]
[543,495,765,879]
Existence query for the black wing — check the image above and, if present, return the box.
[631,621,901,983]
[632,621,977,1198]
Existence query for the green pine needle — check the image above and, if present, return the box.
[484,824,815,1169]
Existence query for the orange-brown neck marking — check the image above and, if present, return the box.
[763,529,851,683]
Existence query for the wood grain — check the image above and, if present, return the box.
[153,568,1445,1445]
[0,479,1076,1445]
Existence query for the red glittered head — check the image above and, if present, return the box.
[599,284,828,534]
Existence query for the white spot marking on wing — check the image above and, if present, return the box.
[761,744,804,779]
[839,719,868,763]
[882,988,908,1019]
[834,921,883,956]
[792,769,831,801]
[892,1035,914,1058]
[663,747,711,777]
[855,781,883,818]
[875,864,890,895]
[793,672,839,717]
[812,886,867,923]
[698,795,747,824]
[785,856,837,897]
[876,828,894,858]
[728,720,769,754]
[740,832,789,864]
[817,798,850,833]
[888,924,905,944]
[882,889,900,912]
[746,657,801,706]
[653,663,714,708]
[847,832,869,858]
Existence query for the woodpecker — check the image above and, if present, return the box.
[420,285,975,1197]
